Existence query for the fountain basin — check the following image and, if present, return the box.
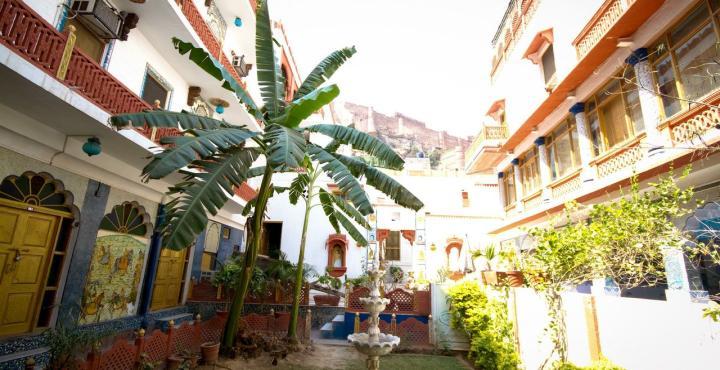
[359,297,390,313]
[347,333,400,357]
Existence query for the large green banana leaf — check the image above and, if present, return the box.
[333,153,424,211]
[295,47,356,100]
[307,146,372,215]
[277,85,340,128]
[265,124,306,170]
[255,0,284,118]
[163,148,258,249]
[318,189,368,246]
[288,173,309,205]
[307,124,404,170]
[110,110,227,129]
[142,128,257,180]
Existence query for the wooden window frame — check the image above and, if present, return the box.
[518,147,541,195]
[502,167,516,208]
[649,0,720,120]
[585,69,643,156]
[385,231,401,261]
[547,117,581,181]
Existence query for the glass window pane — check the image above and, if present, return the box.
[542,44,556,83]
[654,56,682,117]
[597,80,621,104]
[675,22,720,102]
[555,134,574,178]
[623,83,644,134]
[670,5,710,45]
[600,96,631,148]
[588,112,602,156]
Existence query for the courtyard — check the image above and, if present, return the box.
[1,0,720,369]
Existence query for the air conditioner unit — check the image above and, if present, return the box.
[232,54,253,77]
[69,0,123,39]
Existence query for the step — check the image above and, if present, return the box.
[320,323,334,339]
[331,315,346,339]
[155,313,194,330]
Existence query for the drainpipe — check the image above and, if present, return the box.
[138,199,167,322]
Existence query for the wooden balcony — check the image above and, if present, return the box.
[464,125,508,173]
[490,0,540,78]
[573,0,635,59]
[0,0,152,115]
[668,90,720,145]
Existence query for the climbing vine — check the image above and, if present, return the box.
[524,169,698,366]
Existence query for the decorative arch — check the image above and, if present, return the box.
[327,234,348,277]
[0,171,77,216]
[445,237,463,256]
[99,201,152,238]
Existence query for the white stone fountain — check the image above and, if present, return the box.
[347,268,400,370]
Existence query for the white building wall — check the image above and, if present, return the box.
[107,30,191,112]
[24,0,64,25]
[513,288,720,369]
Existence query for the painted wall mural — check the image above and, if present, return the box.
[80,202,152,324]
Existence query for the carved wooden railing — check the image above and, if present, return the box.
[75,315,225,370]
[346,287,431,316]
[522,190,543,210]
[490,0,540,77]
[669,91,720,144]
[0,0,152,115]
[465,125,509,160]
[356,316,430,346]
[594,140,643,178]
[573,0,634,59]
[550,170,582,200]
[176,0,245,85]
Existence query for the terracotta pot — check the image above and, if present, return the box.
[166,355,184,370]
[313,294,340,306]
[504,271,525,287]
[216,309,229,318]
[481,270,507,286]
[200,342,220,365]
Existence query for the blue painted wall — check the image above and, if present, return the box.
[190,229,207,281]
[190,225,244,281]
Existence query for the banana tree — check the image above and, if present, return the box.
[110,0,420,349]
[281,148,424,341]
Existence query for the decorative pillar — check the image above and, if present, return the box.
[497,172,506,210]
[626,48,667,157]
[569,103,596,182]
[535,136,552,202]
[139,203,166,318]
[511,158,524,211]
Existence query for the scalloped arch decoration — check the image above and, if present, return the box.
[0,171,75,214]
[99,201,153,237]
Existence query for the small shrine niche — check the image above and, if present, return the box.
[327,234,348,277]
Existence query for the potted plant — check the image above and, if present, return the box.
[166,354,184,370]
[499,249,524,287]
[313,273,342,306]
[200,341,220,365]
[212,259,241,313]
[44,323,109,370]
[178,348,200,369]
[388,265,404,290]
[473,245,506,286]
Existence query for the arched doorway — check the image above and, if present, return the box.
[0,171,78,336]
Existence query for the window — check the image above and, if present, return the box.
[64,19,107,63]
[141,68,171,108]
[519,148,541,195]
[585,70,645,155]
[502,167,516,208]
[547,117,581,180]
[385,231,401,261]
[541,44,556,84]
[461,191,470,207]
[261,222,282,259]
[649,1,720,119]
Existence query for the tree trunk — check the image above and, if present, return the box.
[287,174,315,341]
[221,167,274,350]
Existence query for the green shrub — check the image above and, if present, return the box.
[554,358,625,370]
[447,281,519,370]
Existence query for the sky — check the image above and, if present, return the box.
[270,0,509,138]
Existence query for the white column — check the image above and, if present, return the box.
[511,158,523,211]
[627,48,667,157]
[535,137,552,202]
[569,102,596,182]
